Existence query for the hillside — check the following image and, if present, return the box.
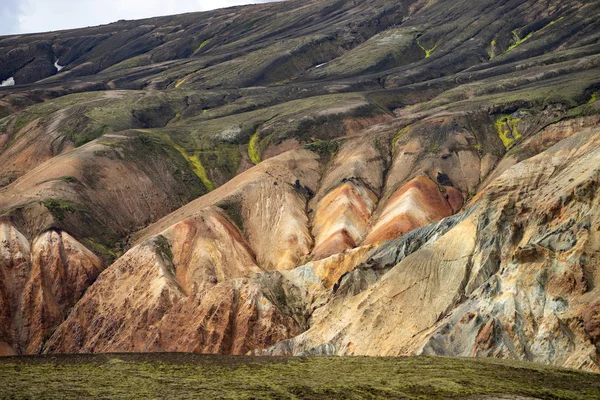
[1,0,600,373]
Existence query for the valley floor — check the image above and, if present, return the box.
[0,354,598,399]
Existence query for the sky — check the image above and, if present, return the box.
[0,0,281,36]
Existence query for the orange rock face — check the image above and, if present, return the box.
[2,140,469,357]
[310,245,375,289]
[259,124,600,372]
[311,180,377,260]
[163,208,261,295]
[0,219,30,356]
[134,149,322,272]
[0,219,102,354]
[364,176,455,245]
[43,208,301,354]
[151,278,301,354]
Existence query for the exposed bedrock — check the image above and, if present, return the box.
[260,125,600,372]
[0,218,101,355]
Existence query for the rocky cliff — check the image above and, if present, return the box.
[1,0,600,372]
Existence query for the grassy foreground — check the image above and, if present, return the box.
[0,354,599,399]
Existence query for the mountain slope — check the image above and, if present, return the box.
[1,0,600,371]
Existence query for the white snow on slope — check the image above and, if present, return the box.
[0,77,15,87]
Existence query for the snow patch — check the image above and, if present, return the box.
[217,126,243,141]
[314,62,327,69]
[54,59,64,72]
[0,77,15,87]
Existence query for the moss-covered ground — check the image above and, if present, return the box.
[1,354,598,400]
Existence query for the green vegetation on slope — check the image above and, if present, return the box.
[417,37,437,58]
[175,77,187,89]
[193,38,213,55]
[83,237,121,262]
[392,125,410,155]
[1,355,599,400]
[157,133,216,191]
[306,28,421,79]
[304,140,339,158]
[172,144,215,192]
[248,130,262,164]
[505,17,566,55]
[507,30,534,52]
[41,199,84,221]
[488,39,497,59]
[495,114,522,149]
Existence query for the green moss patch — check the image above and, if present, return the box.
[392,126,410,155]
[193,38,213,55]
[495,114,522,150]
[83,237,121,263]
[417,37,438,58]
[59,176,78,184]
[507,30,534,52]
[176,147,215,191]
[248,130,262,164]
[304,140,339,158]
[197,145,243,186]
[488,38,497,59]
[41,199,84,221]
[506,17,565,54]
[218,202,245,233]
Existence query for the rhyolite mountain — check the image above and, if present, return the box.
[1,0,600,372]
